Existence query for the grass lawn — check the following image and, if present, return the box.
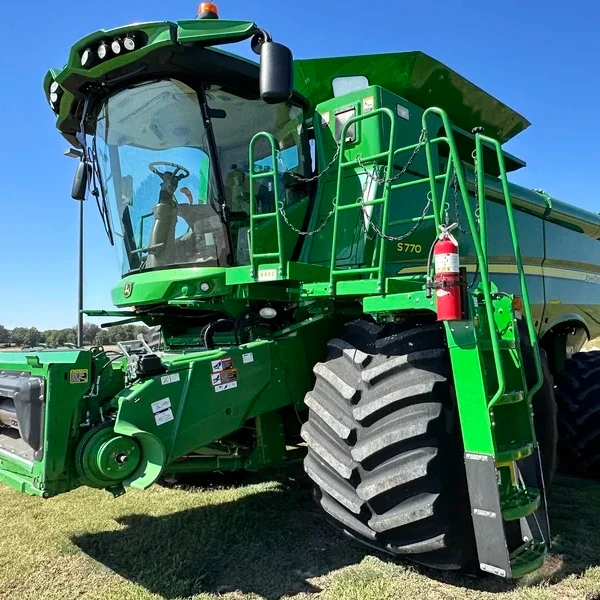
[0,466,598,600]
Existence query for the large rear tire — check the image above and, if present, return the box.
[301,320,476,570]
[555,351,600,476]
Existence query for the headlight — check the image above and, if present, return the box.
[111,40,122,55]
[199,282,211,293]
[123,36,136,51]
[97,43,109,60]
[259,307,277,320]
[81,49,93,67]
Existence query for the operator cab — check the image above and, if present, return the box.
[93,78,309,276]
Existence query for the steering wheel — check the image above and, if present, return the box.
[149,161,190,182]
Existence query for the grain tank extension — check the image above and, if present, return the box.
[2,3,600,579]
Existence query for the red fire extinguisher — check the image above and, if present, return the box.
[430,224,463,321]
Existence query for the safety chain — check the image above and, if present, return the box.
[273,140,341,236]
[356,129,427,185]
[451,162,480,237]
[274,127,428,239]
[278,199,337,237]
[360,191,432,242]
[276,143,341,183]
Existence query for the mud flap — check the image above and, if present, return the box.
[465,452,512,577]
[465,451,549,578]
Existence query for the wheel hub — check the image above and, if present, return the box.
[76,425,141,488]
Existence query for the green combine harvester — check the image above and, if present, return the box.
[2,2,599,579]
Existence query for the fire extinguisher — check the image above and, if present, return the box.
[427,224,463,321]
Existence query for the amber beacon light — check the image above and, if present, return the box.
[198,3,219,18]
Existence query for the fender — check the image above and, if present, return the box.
[540,313,590,373]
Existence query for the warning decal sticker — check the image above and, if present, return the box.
[210,356,238,393]
[151,398,171,414]
[211,358,233,373]
[70,369,89,384]
[215,382,238,393]
[211,369,238,387]
[151,398,174,426]
[160,373,181,386]
[155,408,174,426]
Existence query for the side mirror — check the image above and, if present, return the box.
[253,34,293,104]
[71,159,89,201]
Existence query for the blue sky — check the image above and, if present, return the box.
[0,0,597,329]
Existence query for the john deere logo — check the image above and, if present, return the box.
[123,283,133,298]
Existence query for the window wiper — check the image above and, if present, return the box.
[78,97,115,246]
[90,134,115,246]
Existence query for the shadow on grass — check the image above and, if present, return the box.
[73,464,373,599]
[412,473,600,594]
[73,470,600,599]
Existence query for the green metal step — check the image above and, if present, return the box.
[509,540,547,578]
[494,390,525,405]
[501,486,541,521]
[496,440,534,463]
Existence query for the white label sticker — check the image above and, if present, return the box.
[155,408,174,426]
[258,269,278,282]
[321,112,330,128]
[362,96,374,113]
[205,232,215,246]
[160,373,180,386]
[242,352,254,364]
[215,381,238,393]
[211,373,222,386]
[151,398,171,414]
[434,253,460,273]
[396,104,410,120]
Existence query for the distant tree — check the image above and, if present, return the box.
[62,328,77,345]
[46,328,77,347]
[24,328,43,347]
[0,325,10,345]
[45,330,61,347]
[11,327,28,346]
[93,330,112,346]
[108,325,132,343]
[82,323,101,345]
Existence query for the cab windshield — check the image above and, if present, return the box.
[94,78,307,275]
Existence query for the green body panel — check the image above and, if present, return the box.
[112,267,229,306]
[294,52,530,143]
[0,350,107,497]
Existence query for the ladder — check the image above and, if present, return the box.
[321,105,549,577]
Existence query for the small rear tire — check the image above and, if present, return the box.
[302,320,476,570]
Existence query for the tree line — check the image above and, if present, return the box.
[0,323,149,348]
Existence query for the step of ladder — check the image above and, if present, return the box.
[509,540,547,578]
[496,440,534,463]
[501,486,541,521]
[494,390,525,405]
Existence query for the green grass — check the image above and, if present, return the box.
[0,467,599,600]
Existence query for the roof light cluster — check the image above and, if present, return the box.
[80,33,141,68]
[49,81,63,114]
